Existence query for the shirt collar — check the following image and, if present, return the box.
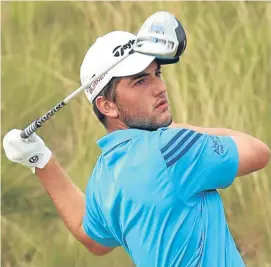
[97,129,143,153]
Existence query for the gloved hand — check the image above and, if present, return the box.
[3,129,52,173]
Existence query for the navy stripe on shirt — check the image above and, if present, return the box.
[166,133,202,167]
[163,130,195,160]
[161,128,189,154]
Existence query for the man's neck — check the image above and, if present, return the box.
[106,119,129,134]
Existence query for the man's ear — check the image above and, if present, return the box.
[95,96,118,119]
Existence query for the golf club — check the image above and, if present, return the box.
[20,11,186,139]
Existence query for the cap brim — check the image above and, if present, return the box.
[111,52,155,77]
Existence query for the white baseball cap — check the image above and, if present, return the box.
[80,31,156,104]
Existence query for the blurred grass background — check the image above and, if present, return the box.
[1,1,271,267]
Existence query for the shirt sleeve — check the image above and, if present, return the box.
[83,184,120,248]
[158,127,239,204]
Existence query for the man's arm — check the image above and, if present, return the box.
[169,122,270,176]
[36,156,115,256]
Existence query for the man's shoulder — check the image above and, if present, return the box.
[128,128,166,150]
[95,128,183,171]
[103,129,166,165]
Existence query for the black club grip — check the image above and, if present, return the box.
[20,101,66,139]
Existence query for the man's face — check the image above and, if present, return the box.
[114,61,172,131]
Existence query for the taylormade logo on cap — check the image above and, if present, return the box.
[80,31,155,104]
[112,39,135,57]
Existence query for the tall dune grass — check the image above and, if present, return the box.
[2,2,271,267]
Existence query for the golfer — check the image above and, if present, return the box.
[3,30,270,267]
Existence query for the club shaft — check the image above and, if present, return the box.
[20,52,130,139]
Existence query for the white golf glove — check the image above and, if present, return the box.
[3,129,52,173]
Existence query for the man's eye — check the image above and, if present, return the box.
[156,71,162,77]
[135,79,145,86]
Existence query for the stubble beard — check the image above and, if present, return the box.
[116,102,172,131]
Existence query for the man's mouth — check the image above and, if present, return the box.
[155,99,168,111]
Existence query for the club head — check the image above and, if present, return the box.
[134,37,178,58]
[133,11,187,63]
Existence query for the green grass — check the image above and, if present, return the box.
[1,2,271,267]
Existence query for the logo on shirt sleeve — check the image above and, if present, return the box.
[210,136,224,155]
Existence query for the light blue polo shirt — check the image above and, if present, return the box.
[83,128,245,267]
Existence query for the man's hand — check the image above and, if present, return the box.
[3,130,113,256]
[3,129,52,172]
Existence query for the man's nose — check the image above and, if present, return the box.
[152,76,167,96]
